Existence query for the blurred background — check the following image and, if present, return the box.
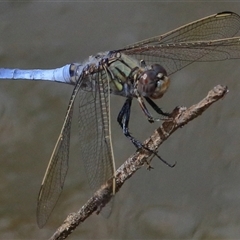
[0,1,240,239]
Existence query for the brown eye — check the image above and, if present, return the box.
[137,64,170,99]
[137,70,157,97]
[152,64,167,76]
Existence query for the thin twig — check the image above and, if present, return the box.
[49,85,228,240]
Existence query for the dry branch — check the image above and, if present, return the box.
[49,85,228,240]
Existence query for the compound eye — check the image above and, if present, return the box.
[137,64,169,99]
[152,64,167,76]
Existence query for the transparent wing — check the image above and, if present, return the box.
[125,12,240,46]
[120,11,240,75]
[123,37,240,76]
[36,75,84,228]
[78,67,115,195]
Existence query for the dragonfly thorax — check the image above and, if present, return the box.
[136,64,170,99]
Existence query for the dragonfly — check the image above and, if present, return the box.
[1,11,240,228]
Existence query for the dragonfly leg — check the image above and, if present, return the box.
[118,98,175,168]
[144,97,171,117]
[117,98,143,149]
[136,96,155,123]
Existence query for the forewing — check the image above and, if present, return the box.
[123,37,240,75]
[36,74,84,228]
[120,12,240,75]
[78,68,115,195]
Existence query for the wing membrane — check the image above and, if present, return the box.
[77,67,115,217]
[78,67,115,194]
[120,12,240,75]
[79,67,115,195]
[123,37,240,75]
[125,12,240,47]
[36,74,84,228]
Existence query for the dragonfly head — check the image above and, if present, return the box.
[137,64,170,99]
